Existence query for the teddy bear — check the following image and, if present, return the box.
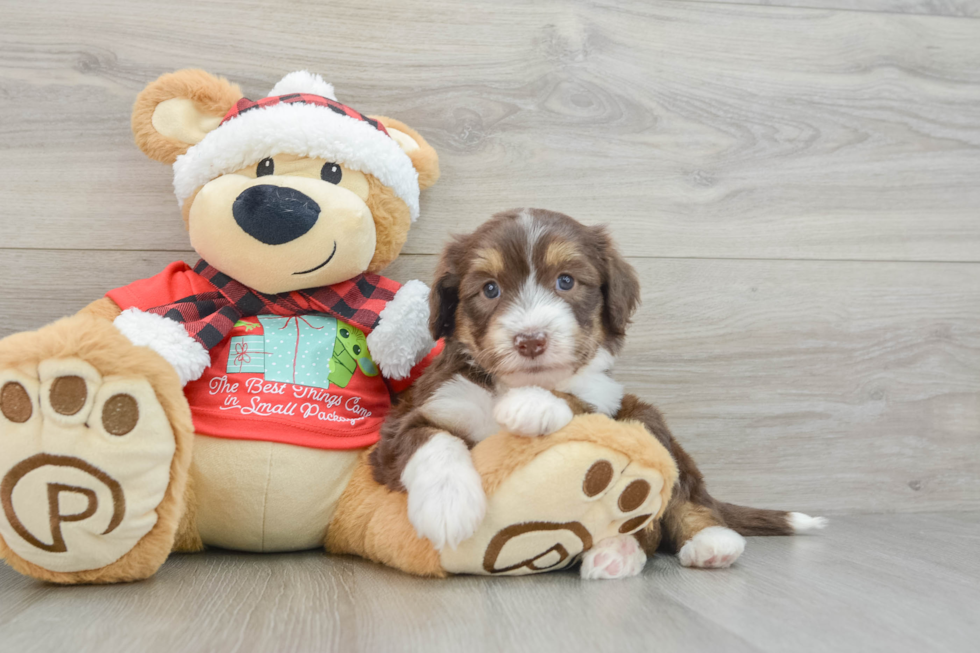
[0,69,678,583]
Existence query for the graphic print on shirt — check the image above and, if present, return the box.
[330,323,379,387]
[106,263,437,449]
[225,314,377,390]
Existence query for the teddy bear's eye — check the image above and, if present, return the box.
[257,157,275,177]
[321,162,342,184]
[340,328,350,338]
[352,345,361,356]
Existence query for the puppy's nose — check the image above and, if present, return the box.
[233,185,321,245]
[514,332,548,359]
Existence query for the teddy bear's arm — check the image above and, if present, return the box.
[366,279,435,380]
[80,295,210,387]
[111,309,211,386]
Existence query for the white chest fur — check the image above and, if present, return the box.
[419,350,625,443]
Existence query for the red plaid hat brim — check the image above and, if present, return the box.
[221,93,390,138]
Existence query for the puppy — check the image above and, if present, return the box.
[371,208,826,579]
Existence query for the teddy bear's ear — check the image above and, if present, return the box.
[131,69,243,164]
[371,116,440,190]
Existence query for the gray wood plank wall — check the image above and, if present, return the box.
[1,0,978,516]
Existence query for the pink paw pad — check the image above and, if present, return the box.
[580,535,646,580]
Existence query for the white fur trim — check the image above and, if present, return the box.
[580,536,647,580]
[402,432,486,550]
[555,348,624,416]
[113,308,211,386]
[172,101,420,220]
[366,280,434,380]
[493,386,573,437]
[678,526,746,569]
[268,71,336,100]
[789,512,828,533]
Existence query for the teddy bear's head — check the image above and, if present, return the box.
[131,69,439,294]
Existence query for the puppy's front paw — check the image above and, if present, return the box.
[402,433,486,550]
[494,386,573,437]
[580,535,647,580]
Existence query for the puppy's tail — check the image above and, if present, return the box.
[716,501,828,536]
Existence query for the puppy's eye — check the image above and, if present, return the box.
[321,162,343,184]
[556,274,575,291]
[257,158,275,177]
[483,281,500,299]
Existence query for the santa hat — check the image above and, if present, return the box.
[172,71,421,220]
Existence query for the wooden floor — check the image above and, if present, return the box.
[0,0,978,651]
[0,513,976,653]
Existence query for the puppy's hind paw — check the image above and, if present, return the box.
[580,535,646,580]
[678,526,745,569]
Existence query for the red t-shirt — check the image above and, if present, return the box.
[107,261,439,450]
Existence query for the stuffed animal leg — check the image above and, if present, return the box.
[326,413,678,577]
[0,312,194,584]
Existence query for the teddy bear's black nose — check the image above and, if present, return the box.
[233,185,321,245]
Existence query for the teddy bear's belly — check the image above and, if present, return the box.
[190,435,362,552]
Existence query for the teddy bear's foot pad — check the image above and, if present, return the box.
[0,358,176,577]
[439,416,676,577]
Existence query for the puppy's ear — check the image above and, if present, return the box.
[132,69,242,164]
[594,226,641,353]
[428,235,467,340]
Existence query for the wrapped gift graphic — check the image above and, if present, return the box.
[226,335,269,373]
[258,314,338,389]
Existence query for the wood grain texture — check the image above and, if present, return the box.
[680,0,980,19]
[0,513,977,653]
[1,249,977,514]
[0,0,979,260]
[617,256,980,514]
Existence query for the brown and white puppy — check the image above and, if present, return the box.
[371,208,826,579]
[372,209,633,560]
